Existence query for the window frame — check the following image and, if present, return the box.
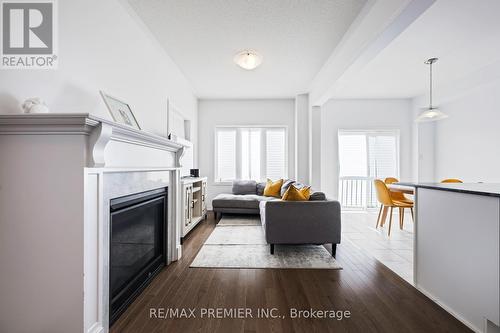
[214,125,289,184]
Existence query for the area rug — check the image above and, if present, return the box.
[190,216,341,269]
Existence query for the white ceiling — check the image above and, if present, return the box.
[128,0,367,99]
[330,0,500,99]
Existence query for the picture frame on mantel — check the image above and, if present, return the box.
[100,90,141,130]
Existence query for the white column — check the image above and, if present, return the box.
[295,93,309,183]
[310,105,322,189]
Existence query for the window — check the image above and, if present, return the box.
[338,130,400,209]
[215,126,287,182]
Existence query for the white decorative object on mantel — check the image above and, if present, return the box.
[21,97,49,113]
[0,113,188,333]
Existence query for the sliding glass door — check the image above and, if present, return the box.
[338,130,400,209]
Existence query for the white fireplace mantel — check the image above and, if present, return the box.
[0,113,186,333]
[0,113,186,168]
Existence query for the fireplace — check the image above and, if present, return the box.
[109,187,167,325]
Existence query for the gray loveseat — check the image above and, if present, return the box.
[212,180,341,256]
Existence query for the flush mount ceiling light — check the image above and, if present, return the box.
[416,57,448,122]
[234,50,262,70]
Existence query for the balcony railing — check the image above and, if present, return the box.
[339,176,378,209]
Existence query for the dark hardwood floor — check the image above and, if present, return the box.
[111,212,472,333]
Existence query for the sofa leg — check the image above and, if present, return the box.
[270,244,274,255]
[332,244,337,258]
[214,211,221,222]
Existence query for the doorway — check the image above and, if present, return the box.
[338,130,413,283]
[338,130,400,210]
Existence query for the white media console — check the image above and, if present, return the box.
[181,177,208,238]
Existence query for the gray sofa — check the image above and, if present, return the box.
[212,180,341,256]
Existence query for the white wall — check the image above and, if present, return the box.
[320,99,413,198]
[0,0,198,159]
[415,78,500,183]
[198,99,295,208]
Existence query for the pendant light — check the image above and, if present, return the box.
[415,58,448,122]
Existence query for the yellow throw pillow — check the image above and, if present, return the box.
[300,186,311,200]
[263,178,283,197]
[282,184,307,201]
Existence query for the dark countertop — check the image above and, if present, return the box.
[396,182,500,198]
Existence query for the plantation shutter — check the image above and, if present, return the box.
[265,128,287,180]
[215,129,237,182]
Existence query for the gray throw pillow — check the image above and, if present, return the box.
[309,191,326,201]
[256,182,266,196]
[280,179,296,196]
[232,180,257,195]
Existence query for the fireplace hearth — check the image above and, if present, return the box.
[109,187,168,325]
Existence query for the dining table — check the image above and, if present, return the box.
[387,183,415,195]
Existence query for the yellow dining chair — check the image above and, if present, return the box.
[374,179,414,236]
[441,178,463,183]
[384,177,413,204]
[384,177,399,184]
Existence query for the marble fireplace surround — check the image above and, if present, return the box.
[85,168,181,332]
[0,114,187,333]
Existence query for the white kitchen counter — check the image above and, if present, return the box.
[400,183,500,333]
